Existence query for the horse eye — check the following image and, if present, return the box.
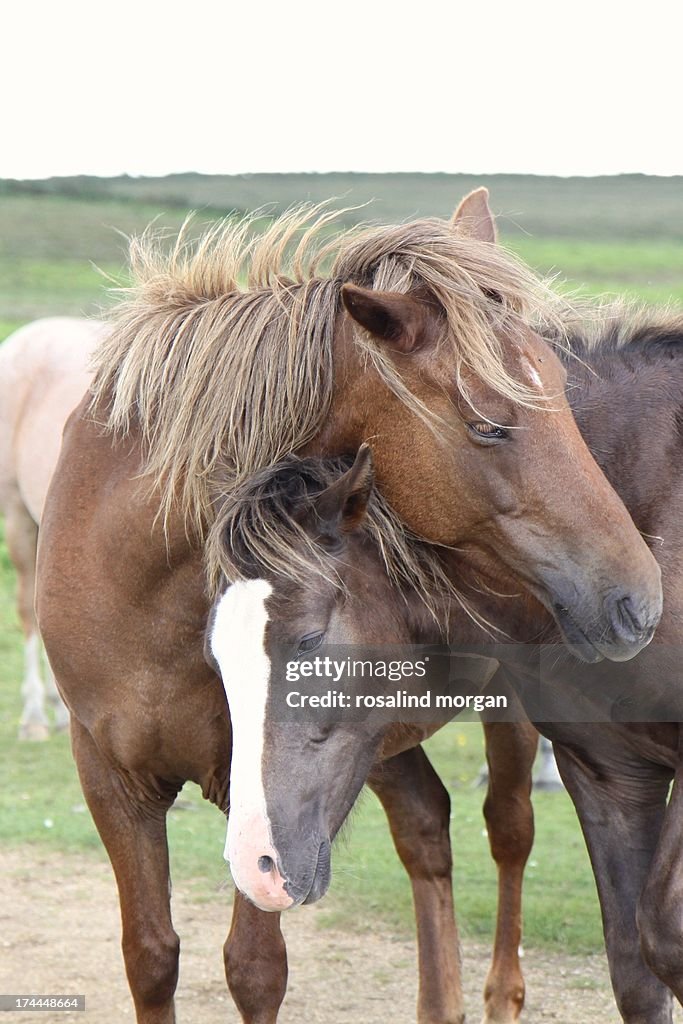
[296,632,325,657]
[467,422,509,442]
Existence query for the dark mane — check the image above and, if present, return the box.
[556,302,683,365]
[206,453,452,604]
[205,454,490,634]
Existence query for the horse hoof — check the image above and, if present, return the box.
[481,1010,522,1024]
[18,722,50,742]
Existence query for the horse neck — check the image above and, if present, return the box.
[568,341,683,534]
[345,535,448,646]
[309,314,370,454]
[434,546,553,646]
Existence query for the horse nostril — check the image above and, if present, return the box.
[617,596,643,638]
[258,855,274,873]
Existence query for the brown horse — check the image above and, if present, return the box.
[36,193,660,1024]
[206,444,536,1022]
[0,317,104,739]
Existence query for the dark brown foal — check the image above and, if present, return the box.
[205,450,540,1024]
[222,730,538,1024]
[439,304,683,1022]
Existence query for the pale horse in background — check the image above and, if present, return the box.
[0,317,106,739]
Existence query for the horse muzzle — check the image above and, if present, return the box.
[551,582,662,663]
[284,837,332,906]
[227,814,331,912]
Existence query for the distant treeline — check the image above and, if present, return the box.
[2,172,682,240]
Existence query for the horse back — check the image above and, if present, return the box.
[0,317,103,521]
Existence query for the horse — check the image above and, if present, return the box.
[480,303,683,1024]
[35,191,661,1024]
[216,293,683,1024]
[432,295,683,1024]
[2,326,532,1022]
[0,317,105,739]
[206,443,539,1022]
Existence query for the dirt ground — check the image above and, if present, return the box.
[0,845,672,1024]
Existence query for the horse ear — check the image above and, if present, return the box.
[341,284,430,354]
[311,444,375,542]
[451,187,498,243]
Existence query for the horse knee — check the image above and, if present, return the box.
[483,793,534,866]
[123,929,180,1009]
[612,974,672,1024]
[395,791,453,881]
[638,897,683,993]
[224,927,287,1021]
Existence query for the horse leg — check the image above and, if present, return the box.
[480,720,537,1024]
[368,745,464,1024]
[553,737,673,1023]
[638,757,683,1006]
[71,719,180,1024]
[4,493,48,741]
[224,889,288,1024]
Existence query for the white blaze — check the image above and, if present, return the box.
[521,357,544,392]
[210,579,293,910]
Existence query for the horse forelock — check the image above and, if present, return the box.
[206,454,499,638]
[88,203,561,558]
[328,218,566,415]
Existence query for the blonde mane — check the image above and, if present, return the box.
[90,203,561,589]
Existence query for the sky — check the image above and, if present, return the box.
[4,0,681,180]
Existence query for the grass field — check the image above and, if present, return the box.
[2,173,682,338]
[6,172,683,239]
[0,171,678,956]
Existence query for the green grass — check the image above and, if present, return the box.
[6,172,683,239]
[0,193,201,261]
[0,192,221,330]
[2,182,683,336]
[322,730,603,953]
[510,237,683,305]
[0,258,124,325]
